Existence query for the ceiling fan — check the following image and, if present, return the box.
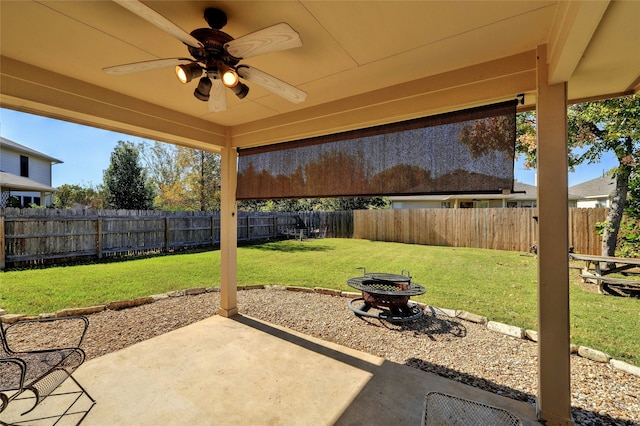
[103,0,307,112]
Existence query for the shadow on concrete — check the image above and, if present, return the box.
[235,314,636,426]
[232,315,380,374]
[232,315,538,425]
[0,376,95,426]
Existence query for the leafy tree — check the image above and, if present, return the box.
[314,197,388,210]
[459,115,515,158]
[238,197,387,212]
[516,111,538,169]
[103,141,155,210]
[177,147,221,211]
[567,95,639,257]
[54,184,76,208]
[139,142,221,211]
[54,183,105,209]
[516,94,640,256]
[6,196,21,208]
[625,172,640,219]
[139,142,189,210]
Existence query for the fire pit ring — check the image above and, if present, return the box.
[347,270,426,323]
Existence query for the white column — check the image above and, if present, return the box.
[536,44,573,425]
[218,143,238,318]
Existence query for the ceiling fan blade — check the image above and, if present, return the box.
[237,66,307,104]
[103,58,194,75]
[113,0,203,48]
[208,79,227,112]
[225,23,302,59]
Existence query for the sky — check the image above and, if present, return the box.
[1,108,618,188]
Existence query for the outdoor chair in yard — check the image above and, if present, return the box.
[0,315,95,425]
[422,392,522,426]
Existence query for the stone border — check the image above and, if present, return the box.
[2,285,638,378]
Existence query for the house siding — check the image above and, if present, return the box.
[1,139,60,207]
[0,148,21,175]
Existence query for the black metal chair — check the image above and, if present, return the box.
[1,315,95,424]
[422,392,522,426]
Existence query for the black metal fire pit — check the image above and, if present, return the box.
[347,269,426,323]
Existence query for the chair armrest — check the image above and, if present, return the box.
[2,316,89,354]
[1,357,27,412]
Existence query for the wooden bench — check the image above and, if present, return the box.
[570,253,640,295]
[579,274,640,296]
[1,315,95,423]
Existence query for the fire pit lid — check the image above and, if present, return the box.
[367,272,411,282]
[347,275,426,296]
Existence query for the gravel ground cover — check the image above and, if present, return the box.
[9,288,639,425]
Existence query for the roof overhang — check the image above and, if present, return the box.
[1,1,637,150]
[0,171,58,193]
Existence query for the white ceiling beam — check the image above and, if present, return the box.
[547,0,610,85]
[0,56,228,152]
[231,51,537,148]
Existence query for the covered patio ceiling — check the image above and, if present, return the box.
[1,1,638,151]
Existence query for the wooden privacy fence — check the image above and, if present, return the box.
[0,208,354,269]
[354,208,608,255]
[0,207,607,268]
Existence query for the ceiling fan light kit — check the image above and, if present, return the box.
[194,77,213,101]
[105,2,307,112]
[229,82,250,99]
[218,64,239,88]
[175,63,203,84]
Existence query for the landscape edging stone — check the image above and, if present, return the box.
[1,285,638,378]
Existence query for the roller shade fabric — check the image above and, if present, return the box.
[237,100,516,200]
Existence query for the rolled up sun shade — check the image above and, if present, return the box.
[237,100,516,200]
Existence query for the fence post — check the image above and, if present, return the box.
[0,216,5,270]
[164,216,170,252]
[211,215,215,246]
[96,216,103,259]
[273,215,277,238]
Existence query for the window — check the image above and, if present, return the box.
[460,201,474,208]
[23,196,32,206]
[440,202,451,208]
[20,155,29,177]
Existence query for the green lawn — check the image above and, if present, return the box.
[1,238,637,365]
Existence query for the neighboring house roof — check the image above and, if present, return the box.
[388,181,581,202]
[0,136,63,164]
[569,173,615,199]
[0,171,58,192]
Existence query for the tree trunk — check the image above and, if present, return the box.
[601,168,630,258]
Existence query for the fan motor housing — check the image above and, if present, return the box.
[188,28,239,65]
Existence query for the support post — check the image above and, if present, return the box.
[536,44,574,426]
[219,143,238,318]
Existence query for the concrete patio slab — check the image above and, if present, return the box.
[1,315,539,425]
